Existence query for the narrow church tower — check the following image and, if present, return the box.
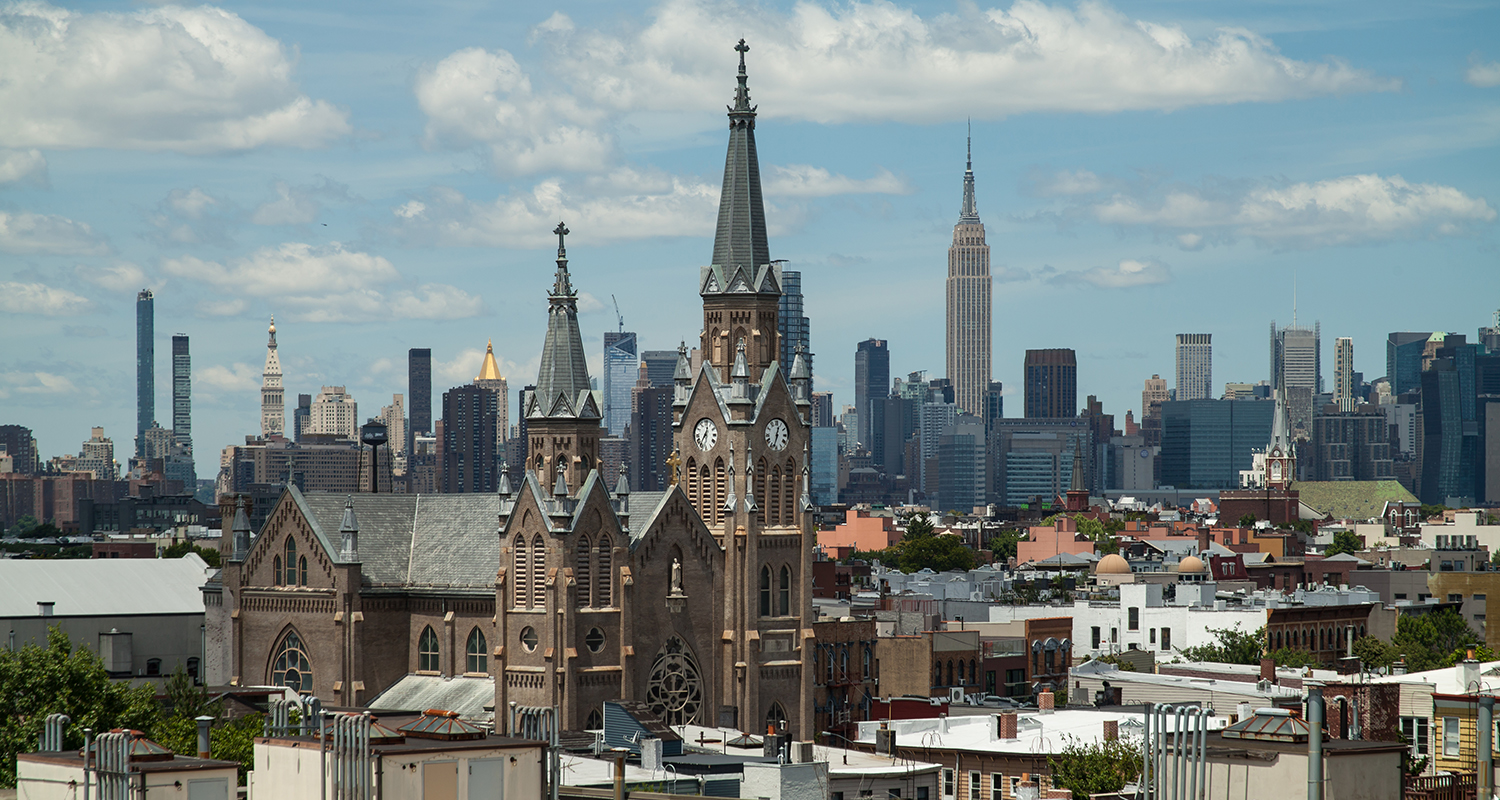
[261,317,284,438]
[700,39,782,384]
[523,222,603,491]
[1265,389,1297,489]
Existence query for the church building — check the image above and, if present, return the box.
[216,40,817,739]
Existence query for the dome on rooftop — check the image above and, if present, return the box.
[1096,553,1131,574]
[1177,555,1206,573]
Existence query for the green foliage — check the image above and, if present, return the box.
[1269,648,1322,669]
[1089,654,1137,672]
[1352,636,1395,670]
[1386,608,1485,673]
[887,533,976,573]
[0,627,159,788]
[1420,504,1449,520]
[1324,530,1363,557]
[1238,514,1258,528]
[163,541,222,568]
[153,711,262,784]
[6,514,39,536]
[987,531,1024,562]
[1178,624,1266,665]
[901,514,935,540]
[1048,733,1142,798]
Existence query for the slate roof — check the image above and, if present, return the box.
[0,555,210,617]
[295,490,500,590]
[1293,480,1418,521]
[368,674,494,723]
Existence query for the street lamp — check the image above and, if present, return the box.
[360,421,387,493]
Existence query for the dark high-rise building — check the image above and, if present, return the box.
[854,338,889,452]
[1308,404,1394,482]
[810,392,834,428]
[171,334,191,448]
[779,269,810,384]
[880,395,914,475]
[293,394,312,442]
[1024,349,1077,419]
[136,290,154,458]
[630,384,673,492]
[1387,332,1432,397]
[641,350,679,388]
[934,415,987,513]
[408,347,432,441]
[1420,335,1481,505]
[441,384,498,493]
[1160,399,1275,489]
[0,425,39,474]
[983,381,1004,433]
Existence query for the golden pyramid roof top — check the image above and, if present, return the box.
[476,340,504,381]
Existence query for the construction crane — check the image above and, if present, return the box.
[611,294,624,332]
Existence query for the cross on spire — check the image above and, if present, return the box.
[549,221,575,299]
[731,39,755,113]
[554,221,570,259]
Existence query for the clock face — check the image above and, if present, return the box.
[765,419,789,451]
[693,418,718,451]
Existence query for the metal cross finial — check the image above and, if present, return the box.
[736,39,749,71]
[553,221,569,256]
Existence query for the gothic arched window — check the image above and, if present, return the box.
[645,637,703,726]
[418,626,440,673]
[778,565,791,616]
[783,458,798,523]
[531,534,546,608]
[586,709,603,730]
[595,535,613,607]
[767,464,782,526]
[765,702,787,735]
[298,556,308,586]
[512,535,529,609]
[273,555,282,586]
[575,536,592,608]
[759,566,772,617]
[466,628,488,674]
[271,629,312,691]
[755,458,769,521]
[283,537,298,585]
[712,458,726,524]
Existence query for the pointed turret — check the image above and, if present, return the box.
[338,495,360,562]
[230,495,251,562]
[712,38,769,274]
[553,459,570,498]
[729,338,751,403]
[673,341,693,408]
[1065,446,1089,512]
[533,221,593,420]
[789,345,811,407]
[477,340,504,382]
[496,460,513,498]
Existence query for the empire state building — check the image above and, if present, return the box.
[946,135,992,416]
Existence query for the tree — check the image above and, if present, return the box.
[1048,734,1142,798]
[6,514,38,536]
[987,531,1024,562]
[1389,608,1484,673]
[1178,624,1265,665]
[1238,514,1258,528]
[1420,504,1449,520]
[1269,648,1321,669]
[0,627,158,788]
[1352,635,1395,671]
[1324,530,1363,557]
[890,534,976,573]
[163,541,222,568]
[17,522,62,540]
[1089,654,1137,672]
[901,514,935,540]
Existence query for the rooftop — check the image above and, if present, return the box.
[849,707,1225,755]
[0,554,210,617]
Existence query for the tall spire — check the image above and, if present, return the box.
[959,124,979,223]
[533,221,593,419]
[261,316,284,438]
[710,38,770,273]
[477,340,503,382]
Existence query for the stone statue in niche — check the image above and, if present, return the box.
[670,557,685,597]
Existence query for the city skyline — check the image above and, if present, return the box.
[2,0,1497,476]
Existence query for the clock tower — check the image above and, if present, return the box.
[674,40,815,737]
[1265,389,1297,490]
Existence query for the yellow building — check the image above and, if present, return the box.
[1431,692,1500,775]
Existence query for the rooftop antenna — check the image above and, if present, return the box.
[1292,269,1298,328]
[611,294,623,333]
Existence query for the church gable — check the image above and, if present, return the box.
[242,489,338,590]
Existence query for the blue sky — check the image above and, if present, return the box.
[2,0,1497,477]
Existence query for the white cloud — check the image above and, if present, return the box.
[251,178,355,226]
[416,46,612,176]
[75,262,147,292]
[0,281,92,315]
[0,2,349,152]
[392,173,720,248]
[0,371,81,398]
[763,165,911,197]
[1047,258,1171,288]
[1467,56,1500,88]
[161,242,482,322]
[198,362,260,392]
[436,347,487,386]
[0,210,107,255]
[0,149,46,185]
[149,187,236,246]
[1089,173,1496,248]
[534,0,1395,124]
[1030,168,1107,197]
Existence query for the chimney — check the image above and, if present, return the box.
[38,602,54,617]
[1260,657,1277,684]
[1464,654,1480,693]
[195,715,214,759]
[1039,689,1055,714]
[1102,719,1119,741]
[997,711,1018,741]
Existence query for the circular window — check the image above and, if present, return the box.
[520,626,539,652]
[586,628,606,653]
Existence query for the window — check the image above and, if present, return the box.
[531,534,546,608]
[968,771,981,800]
[778,565,792,616]
[766,703,788,734]
[1444,717,1460,757]
[1128,607,1139,631]
[513,535,529,608]
[418,626,440,672]
[299,556,308,586]
[1401,717,1430,758]
[1111,627,1118,643]
[273,555,282,586]
[942,768,955,799]
[586,709,603,730]
[595,535,613,607]
[990,773,1003,800]
[576,536,592,608]
[864,647,872,680]
[1150,628,1156,644]
[760,566,773,617]
[1161,628,1171,650]
[520,626,539,652]
[917,789,929,800]
[284,537,299,585]
[466,628,487,674]
[271,630,312,691]
[586,627,606,653]
[186,657,200,684]
[889,790,903,799]
[146,658,161,676]
[1091,626,1100,649]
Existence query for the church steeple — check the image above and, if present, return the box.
[700,40,781,384]
[532,221,594,420]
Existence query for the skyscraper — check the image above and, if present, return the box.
[641,350,679,388]
[260,317,284,438]
[1141,374,1169,419]
[946,133,991,416]
[1334,337,1355,412]
[854,339,889,453]
[983,381,1004,433]
[1270,320,1320,437]
[441,384,499,493]
[408,347,432,437]
[308,386,358,440]
[1174,333,1212,402]
[602,330,638,436]
[136,289,154,458]
[474,340,510,446]
[1386,332,1430,396]
[1024,349,1077,419]
[171,334,191,449]
[779,269,810,383]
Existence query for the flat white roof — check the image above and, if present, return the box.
[0,555,209,617]
[850,708,1227,755]
[675,724,941,776]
